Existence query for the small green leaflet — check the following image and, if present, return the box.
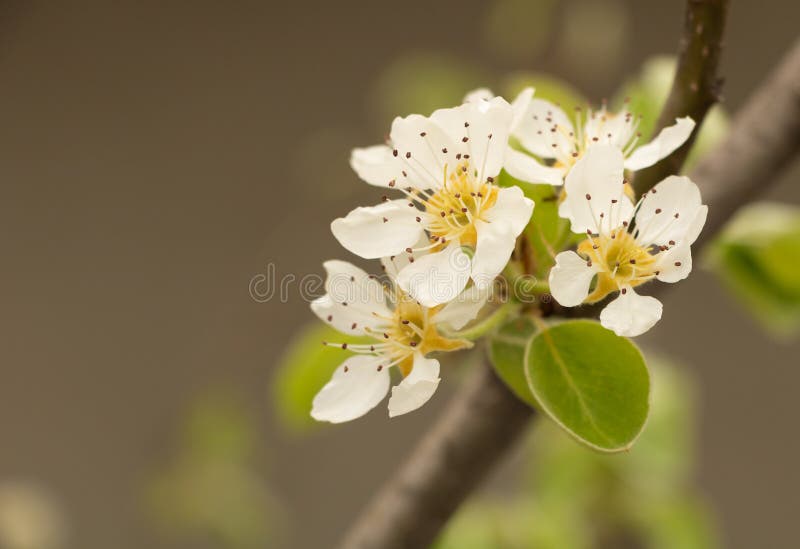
[488,316,539,408]
[524,320,650,453]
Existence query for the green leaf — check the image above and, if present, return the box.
[524,320,650,452]
[273,322,372,432]
[708,202,800,336]
[488,316,539,407]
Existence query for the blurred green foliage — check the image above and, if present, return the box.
[708,202,800,337]
[436,359,718,549]
[489,316,539,408]
[369,53,488,130]
[147,393,283,549]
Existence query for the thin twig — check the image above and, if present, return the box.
[632,0,729,198]
[336,31,800,549]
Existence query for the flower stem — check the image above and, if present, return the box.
[443,301,519,341]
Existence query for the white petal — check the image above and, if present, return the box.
[350,145,401,187]
[599,289,663,337]
[484,185,535,235]
[311,355,391,423]
[509,87,535,132]
[463,88,495,103]
[560,145,630,234]
[624,117,695,171]
[471,219,516,289]
[686,204,709,245]
[655,244,693,283]
[310,295,383,337]
[513,98,574,159]
[634,175,705,247]
[389,114,457,189]
[503,147,565,186]
[549,251,597,307]
[380,234,431,279]
[583,111,637,150]
[396,242,471,307]
[436,283,492,330]
[312,260,392,335]
[331,199,425,259]
[388,354,441,418]
[312,260,392,334]
[431,97,514,180]
[321,260,384,305]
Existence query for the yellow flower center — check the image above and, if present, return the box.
[549,108,639,170]
[424,162,498,247]
[577,228,657,303]
[382,297,471,376]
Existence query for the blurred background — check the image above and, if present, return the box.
[0,1,798,548]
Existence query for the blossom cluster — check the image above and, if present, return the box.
[310,87,705,423]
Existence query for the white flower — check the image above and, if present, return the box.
[332,94,539,307]
[309,257,491,423]
[549,145,707,337]
[469,89,695,186]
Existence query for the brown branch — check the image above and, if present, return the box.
[632,0,729,198]
[338,362,533,549]
[336,33,800,549]
[691,37,800,250]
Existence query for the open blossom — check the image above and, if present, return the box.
[332,93,540,307]
[468,88,695,186]
[309,256,490,423]
[549,145,707,337]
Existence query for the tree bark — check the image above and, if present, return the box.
[337,362,533,549]
[336,32,800,549]
[633,0,729,197]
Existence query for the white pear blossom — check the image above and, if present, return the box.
[549,145,707,337]
[309,257,491,423]
[467,89,695,186]
[332,93,539,307]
